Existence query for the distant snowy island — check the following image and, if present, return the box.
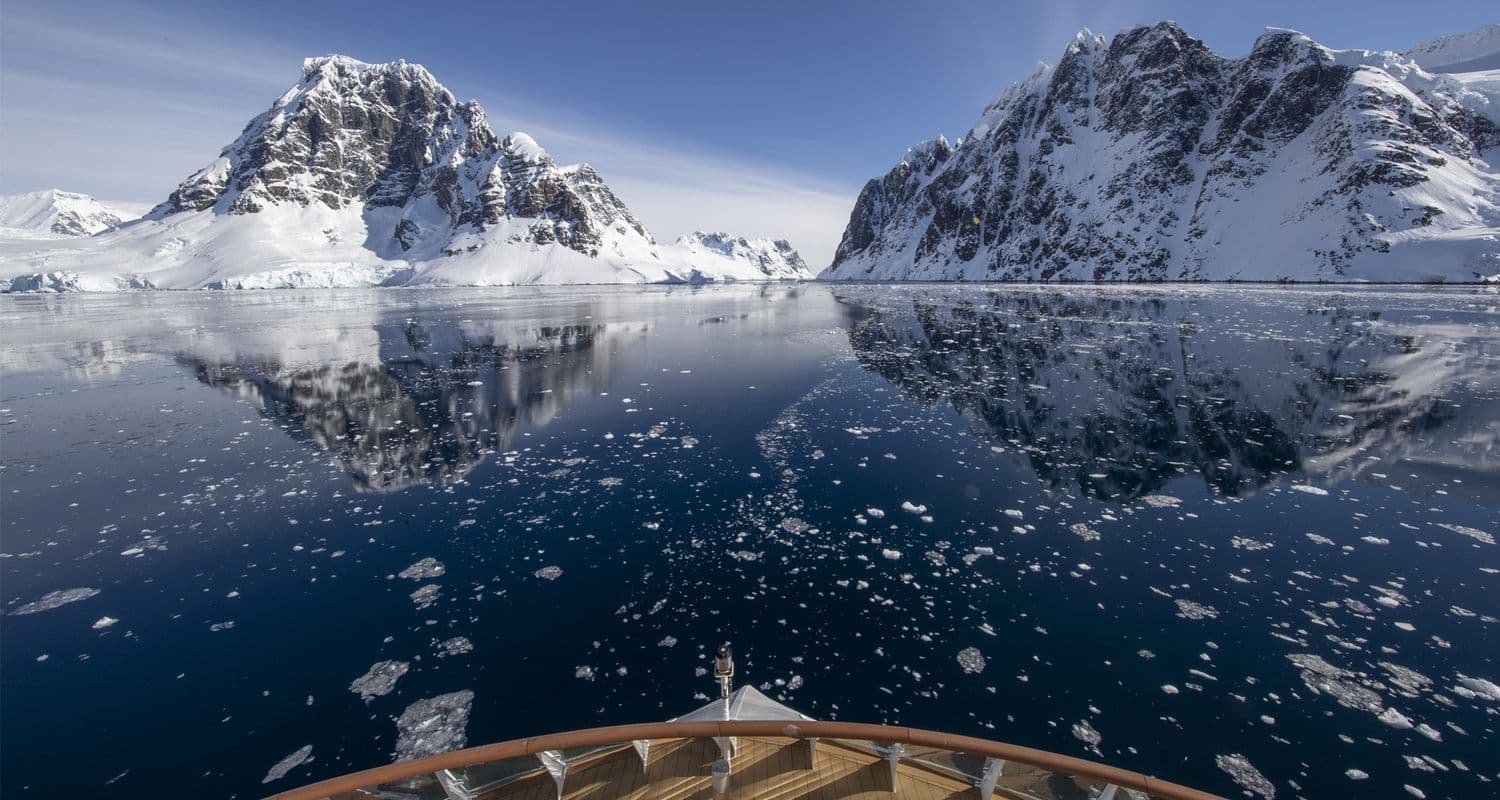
[2,22,1498,290]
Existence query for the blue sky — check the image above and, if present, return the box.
[1,0,1492,265]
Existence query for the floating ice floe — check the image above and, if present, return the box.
[1142,495,1182,508]
[575,665,596,681]
[9,587,100,615]
[866,508,885,519]
[901,501,927,514]
[92,616,119,630]
[881,548,902,560]
[1433,523,1493,545]
[410,585,441,609]
[398,557,445,580]
[1290,484,1328,496]
[957,647,986,674]
[262,744,313,784]
[1377,707,1414,730]
[534,565,563,580]
[1287,654,1384,715]
[350,660,409,702]
[1346,769,1369,780]
[1174,599,1219,620]
[1071,719,1101,749]
[1215,753,1275,799]
[436,637,473,658]
[393,691,474,761]
[1453,675,1500,702]
[1069,522,1100,541]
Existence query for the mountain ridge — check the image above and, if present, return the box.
[822,22,1500,283]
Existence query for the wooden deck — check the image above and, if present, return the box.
[479,737,979,800]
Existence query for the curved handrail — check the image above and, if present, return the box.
[264,719,1224,800]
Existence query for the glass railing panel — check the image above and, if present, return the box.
[446,756,547,795]
[355,774,448,799]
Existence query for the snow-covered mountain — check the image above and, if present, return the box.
[823,22,1500,283]
[0,56,809,291]
[673,232,809,279]
[0,190,128,238]
[1405,24,1500,72]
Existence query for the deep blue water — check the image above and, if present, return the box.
[1,284,1496,800]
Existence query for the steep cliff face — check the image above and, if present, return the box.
[825,23,1500,283]
[1,56,804,290]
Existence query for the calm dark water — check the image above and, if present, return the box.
[1,284,1496,800]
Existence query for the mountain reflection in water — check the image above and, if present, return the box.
[185,321,645,492]
[841,287,1497,502]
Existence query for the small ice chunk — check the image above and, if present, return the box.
[1377,707,1414,730]
[1290,484,1328,496]
[1161,684,1180,695]
[900,501,927,514]
[957,647,986,674]
[349,660,409,703]
[399,557,445,580]
[534,565,563,580]
[1071,720,1101,748]
[9,588,100,615]
[866,508,886,519]
[1215,753,1275,799]
[881,548,902,561]
[1345,769,1369,780]
[261,745,313,784]
[437,637,473,658]
[410,584,441,609]
[92,616,119,630]
[1174,599,1219,620]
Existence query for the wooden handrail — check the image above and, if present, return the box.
[264,719,1224,800]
